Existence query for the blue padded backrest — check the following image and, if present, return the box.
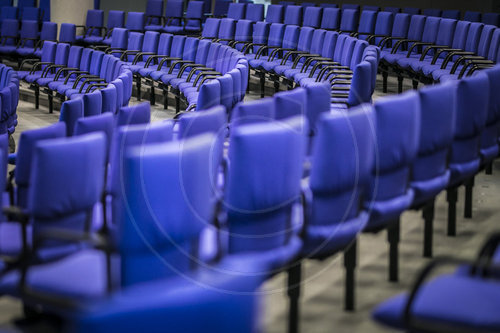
[296,26,314,52]
[196,79,220,110]
[110,28,128,49]
[321,31,338,57]
[485,66,500,126]
[347,61,373,106]
[40,40,57,63]
[145,0,163,24]
[343,4,360,10]
[320,3,337,8]
[245,3,264,22]
[477,25,496,57]
[85,9,104,35]
[420,16,441,44]
[218,18,236,40]
[227,3,246,20]
[17,0,35,8]
[372,12,394,45]
[464,11,481,23]
[253,21,269,46]
[482,13,500,27]
[435,18,457,47]
[274,87,306,120]
[357,9,377,34]
[74,112,115,162]
[310,29,326,54]
[282,25,300,49]
[169,35,185,58]
[108,10,125,29]
[422,8,442,17]
[202,18,221,38]
[442,10,460,20]
[340,9,359,32]
[234,19,253,47]
[1,19,17,45]
[373,91,421,173]
[59,23,76,43]
[0,6,17,20]
[21,7,40,21]
[29,133,106,226]
[178,105,226,139]
[266,4,284,23]
[350,40,368,69]
[407,15,426,40]
[213,0,230,17]
[156,33,172,55]
[310,106,375,223]
[391,13,410,38]
[384,7,400,14]
[79,48,93,71]
[225,116,307,253]
[126,12,145,32]
[40,21,57,41]
[19,20,38,47]
[195,39,211,64]
[82,90,102,117]
[142,31,160,55]
[54,43,70,66]
[451,21,471,50]
[165,0,183,21]
[185,1,204,28]
[333,34,347,62]
[89,50,104,75]
[182,37,199,61]
[487,29,500,61]
[59,98,83,136]
[127,32,144,61]
[116,102,151,127]
[283,5,302,25]
[305,82,330,135]
[413,82,456,181]
[231,97,275,127]
[320,7,340,30]
[120,133,213,286]
[268,23,285,47]
[15,122,66,207]
[303,6,322,28]
[464,23,484,52]
[340,37,356,66]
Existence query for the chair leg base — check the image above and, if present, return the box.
[287,261,302,333]
[387,219,400,282]
[447,187,458,236]
[382,71,388,93]
[423,201,435,258]
[486,162,493,175]
[464,177,474,219]
[344,240,357,311]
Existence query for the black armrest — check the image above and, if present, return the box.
[132,52,157,65]
[405,42,434,58]
[168,60,194,74]
[419,45,450,61]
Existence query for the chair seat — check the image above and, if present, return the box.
[449,159,480,188]
[411,171,450,207]
[0,46,17,55]
[222,235,302,275]
[162,26,184,34]
[144,24,163,32]
[373,274,500,331]
[364,189,414,232]
[84,36,104,45]
[16,47,36,57]
[301,212,368,259]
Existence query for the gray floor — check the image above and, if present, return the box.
[0,74,499,332]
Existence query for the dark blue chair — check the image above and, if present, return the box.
[463,11,481,23]
[245,3,264,22]
[445,73,489,237]
[266,4,284,23]
[145,0,163,26]
[320,7,340,30]
[362,91,421,283]
[76,9,105,43]
[213,0,230,18]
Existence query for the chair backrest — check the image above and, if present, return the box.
[357,9,377,35]
[85,9,104,36]
[40,21,57,42]
[309,105,375,224]
[343,4,360,11]
[231,97,275,127]
[476,25,496,57]
[371,11,394,45]
[185,0,204,30]
[202,18,221,38]
[369,91,420,203]
[450,21,471,50]
[119,133,213,286]
[283,5,302,25]
[59,98,84,137]
[413,82,456,186]
[39,0,50,21]
[245,3,264,22]
[59,23,76,44]
[319,3,337,8]
[108,10,125,30]
[218,18,236,40]
[422,8,442,17]
[482,13,500,27]
[1,19,18,45]
[464,22,483,53]
[442,9,460,20]
[20,7,40,21]
[110,27,128,49]
[309,28,326,55]
[390,13,410,39]
[40,40,57,63]
[17,0,35,8]
[0,6,17,20]
[181,37,199,61]
[252,21,269,48]
[320,7,340,30]
[266,4,283,23]
[213,0,230,18]
[169,35,186,58]
[340,8,359,32]
[384,7,400,14]
[74,112,115,162]
[402,7,420,15]
[464,11,481,23]
[145,0,163,25]
[19,20,38,47]
[406,15,426,42]
[225,116,307,253]
[282,24,300,49]
[434,18,457,49]
[419,16,441,44]
[296,26,313,52]
[234,19,253,45]
[227,3,246,20]
[156,32,172,55]
[15,122,67,208]
[126,12,145,32]
[303,6,322,28]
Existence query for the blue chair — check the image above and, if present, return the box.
[76,10,105,43]
[227,3,246,20]
[301,105,375,313]
[283,5,302,25]
[320,7,340,30]
[116,102,151,127]
[302,6,322,28]
[463,11,481,23]
[373,232,500,332]
[145,0,182,32]
[245,3,264,22]
[59,98,84,136]
[266,4,284,23]
[482,12,500,27]
[481,65,500,174]
[126,12,145,33]
[445,73,489,237]
[213,0,230,18]
[422,8,442,17]
[410,83,456,258]
[363,91,420,283]
[145,0,163,26]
